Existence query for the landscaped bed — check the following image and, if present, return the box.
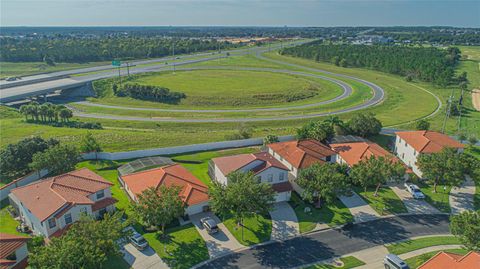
[385,236,461,255]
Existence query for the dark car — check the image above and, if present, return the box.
[130,232,149,250]
[200,217,219,234]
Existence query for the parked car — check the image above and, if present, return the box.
[384,254,409,269]
[200,217,219,234]
[130,231,149,250]
[6,77,17,81]
[404,183,425,199]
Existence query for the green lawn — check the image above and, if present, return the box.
[354,187,408,215]
[466,147,480,210]
[143,224,209,269]
[306,256,365,269]
[0,61,109,78]
[411,180,452,213]
[404,248,468,269]
[385,236,461,255]
[223,214,272,246]
[171,147,259,187]
[289,192,353,233]
[0,200,27,236]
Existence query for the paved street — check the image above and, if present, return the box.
[450,175,476,215]
[338,192,380,223]
[389,184,440,214]
[190,212,243,258]
[196,214,450,269]
[122,243,168,269]
[269,202,300,241]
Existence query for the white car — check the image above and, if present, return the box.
[404,183,425,199]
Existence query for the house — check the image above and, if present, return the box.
[418,251,480,269]
[8,168,117,239]
[330,140,399,167]
[119,164,209,216]
[0,233,29,269]
[394,131,465,177]
[210,152,293,202]
[267,139,337,178]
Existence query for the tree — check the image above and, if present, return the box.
[347,112,382,137]
[29,212,127,269]
[296,163,350,204]
[0,137,59,182]
[297,120,334,142]
[209,171,275,241]
[29,144,80,176]
[132,186,185,234]
[350,156,406,196]
[417,148,467,192]
[415,119,430,130]
[468,136,478,147]
[263,135,279,146]
[59,108,73,122]
[80,132,102,159]
[450,210,480,251]
[325,115,343,129]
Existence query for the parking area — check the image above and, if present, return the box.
[121,243,168,269]
[190,211,243,258]
[389,184,440,214]
[269,202,300,241]
[338,192,380,223]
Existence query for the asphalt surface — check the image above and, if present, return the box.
[196,214,450,269]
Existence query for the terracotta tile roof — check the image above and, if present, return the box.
[0,233,29,264]
[330,141,397,166]
[271,182,293,192]
[91,197,118,212]
[268,139,336,169]
[212,152,289,176]
[10,168,113,222]
[121,164,209,206]
[396,131,465,153]
[418,251,480,269]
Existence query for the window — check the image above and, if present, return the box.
[326,156,331,162]
[279,173,285,181]
[48,218,56,229]
[64,213,72,224]
[80,207,87,214]
[267,174,273,182]
[405,141,407,147]
[96,190,105,199]
[402,153,405,159]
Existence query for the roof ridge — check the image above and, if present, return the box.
[166,172,208,190]
[126,164,177,177]
[51,181,97,195]
[62,171,112,186]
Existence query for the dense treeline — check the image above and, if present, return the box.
[281,42,460,86]
[114,83,186,103]
[0,37,236,63]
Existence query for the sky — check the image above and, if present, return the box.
[1,0,479,27]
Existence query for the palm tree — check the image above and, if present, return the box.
[38,104,49,122]
[19,105,30,121]
[59,108,73,122]
[325,115,343,128]
[29,102,39,122]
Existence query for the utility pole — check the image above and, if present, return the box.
[172,40,176,73]
[441,88,455,133]
[126,62,130,76]
[118,66,122,87]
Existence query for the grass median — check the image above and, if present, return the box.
[385,236,461,255]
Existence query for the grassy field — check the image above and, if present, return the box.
[143,224,209,269]
[223,214,272,246]
[404,248,468,269]
[0,61,109,78]
[354,186,408,215]
[306,256,365,269]
[385,236,460,255]
[289,193,353,233]
[459,46,480,61]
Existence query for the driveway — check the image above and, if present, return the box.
[190,212,243,258]
[338,192,380,223]
[389,184,440,214]
[121,243,168,269]
[450,175,476,214]
[269,202,300,241]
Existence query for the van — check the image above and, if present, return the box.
[384,254,410,269]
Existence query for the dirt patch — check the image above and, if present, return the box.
[472,89,480,111]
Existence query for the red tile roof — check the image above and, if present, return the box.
[121,164,209,206]
[268,139,336,169]
[396,131,464,153]
[330,141,397,166]
[10,168,113,222]
[212,152,288,176]
[0,233,29,266]
[418,251,480,269]
[91,197,118,212]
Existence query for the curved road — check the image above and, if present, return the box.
[195,214,450,269]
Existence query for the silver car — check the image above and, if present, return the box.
[404,183,425,199]
[130,231,149,250]
[200,217,219,234]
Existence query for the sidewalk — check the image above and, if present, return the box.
[389,184,440,214]
[450,175,476,215]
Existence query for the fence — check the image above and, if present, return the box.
[82,135,296,161]
[0,169,49,201]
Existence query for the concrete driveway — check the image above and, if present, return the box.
[389,184,440,214]
[338,192,380,223]
[121,243,168,269]
[450,175,476,214]
[269,202,300,241]
[190,212,243,258]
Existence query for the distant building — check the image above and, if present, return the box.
[9,168,117,239]
[394,131,465,177]
[0,233,29,269]
[418,251,480,269]
[119,164,209,216]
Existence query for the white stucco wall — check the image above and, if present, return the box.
[186,201,209,215]
[256,166,289,184]
[394,136,422,177]
[8,193,48,237]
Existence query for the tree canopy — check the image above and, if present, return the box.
[80,132,102,159]
[297,120,335,142]
[347,112,382,138]
[450,210,480,251]
[29,144,80,176]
